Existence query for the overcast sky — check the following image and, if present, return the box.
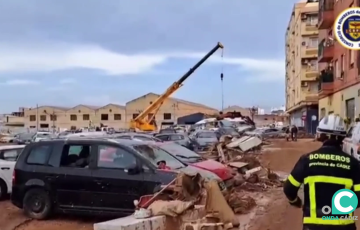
[0,0,298,113]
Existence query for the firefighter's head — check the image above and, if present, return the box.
[316,114,346,144]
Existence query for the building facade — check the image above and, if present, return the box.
[286,0,319,133]
[318,0,360,122]
[5,93,218,130]
[125,93,218,126]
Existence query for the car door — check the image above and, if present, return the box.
[91,143,146,213]
[0,148,22,192]
[46,141,96,210]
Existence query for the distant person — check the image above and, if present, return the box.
[291,125,298,141]
[285,127,290,141]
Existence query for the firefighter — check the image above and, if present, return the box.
[283,114,360,230]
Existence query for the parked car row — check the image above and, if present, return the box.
[0,131,52,144]
[0,132,234,220]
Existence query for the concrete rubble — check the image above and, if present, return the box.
[94,134,287,230]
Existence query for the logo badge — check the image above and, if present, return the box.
[331,189,358,214]
[334,7,360,50]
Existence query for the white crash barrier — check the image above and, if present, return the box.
[93,215,166,230]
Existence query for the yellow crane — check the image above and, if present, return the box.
[130,42,224,131]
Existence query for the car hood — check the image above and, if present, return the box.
[177,165,222,182]
[190,160,233,181]
[1,136,15,140]
[196,138,217,145]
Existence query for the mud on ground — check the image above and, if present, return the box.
[0,139,348,230]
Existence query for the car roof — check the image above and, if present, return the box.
[0,145,25,150]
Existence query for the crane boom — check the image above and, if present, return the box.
[130,42,224,131]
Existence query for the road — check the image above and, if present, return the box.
[0,139,352,230]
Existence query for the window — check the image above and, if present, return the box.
[197,132,217,138]
[2,148,23,161]
[59,144,91,168]
[156,135,169,141]
[40,115,46,121]
[133,144,185,169]
[97,145,136,169]
[70,114,77,121]
[341,54,345,72]
[101,114,108,121]
[335,60,339,78]
[133,113,139,119]
[116,135,132,139]
[349,50,355,67]
[26,145,52,165]
[29,115,36,121]
[306,14,318,26]
[50,114,57,121]
[134,135,155,141]
[114,114,121,120]
[170,135,184,141]
[308,38,318,48]
[163,113,172,120]
[83,114,90,121]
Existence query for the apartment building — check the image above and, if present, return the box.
[285,0,319,133]
[318,0,360,122]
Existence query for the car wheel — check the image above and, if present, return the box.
[0,179,7,200]
[23,188,52,219]
[9,140,13,143]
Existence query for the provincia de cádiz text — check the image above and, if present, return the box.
[321,189,358,221]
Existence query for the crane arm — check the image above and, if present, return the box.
[131,42,224,130]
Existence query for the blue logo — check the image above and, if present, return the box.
[334,7,360,50]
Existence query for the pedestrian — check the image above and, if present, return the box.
[285,126,290,141]
[283,114,360,230]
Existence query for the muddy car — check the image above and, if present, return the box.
[12,139,224,219]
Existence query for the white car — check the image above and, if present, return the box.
[0,134,19,143]
[0,145,25,199]
[342,122,360,161]
[32,132,51,142]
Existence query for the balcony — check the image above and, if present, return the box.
[318,39,334,63]
[301,23,318,36]
[3,115,25,126]
[318,68,334,97]
[318,0,334,29]
[305,95,319,102]
[302,65,318,81]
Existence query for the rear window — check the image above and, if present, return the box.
[160,143,200,158]
[26,145,52,165]
[133,144,185,169]
[2,148,24,161]
[197,132,216,138]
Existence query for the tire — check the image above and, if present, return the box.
[23,188,52,220]
[9,140,13,143]
[0,179,7,200]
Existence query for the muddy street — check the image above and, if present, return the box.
[0,139,332,230]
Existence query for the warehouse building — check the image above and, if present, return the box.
[5,92,218,130]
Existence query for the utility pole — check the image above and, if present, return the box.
[172,102,178,124]
[36,104,39,131]
[52,111,56,133]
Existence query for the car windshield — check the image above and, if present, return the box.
[159,129,176,134]
[133,144,185,169]
[197,132,216,138]
[18,133,35,139]
[160,143,201,159]
[37,133,50,138]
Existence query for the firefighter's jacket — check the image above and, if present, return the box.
[283,140,360,230]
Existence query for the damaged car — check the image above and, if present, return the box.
[12,138,225,219]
